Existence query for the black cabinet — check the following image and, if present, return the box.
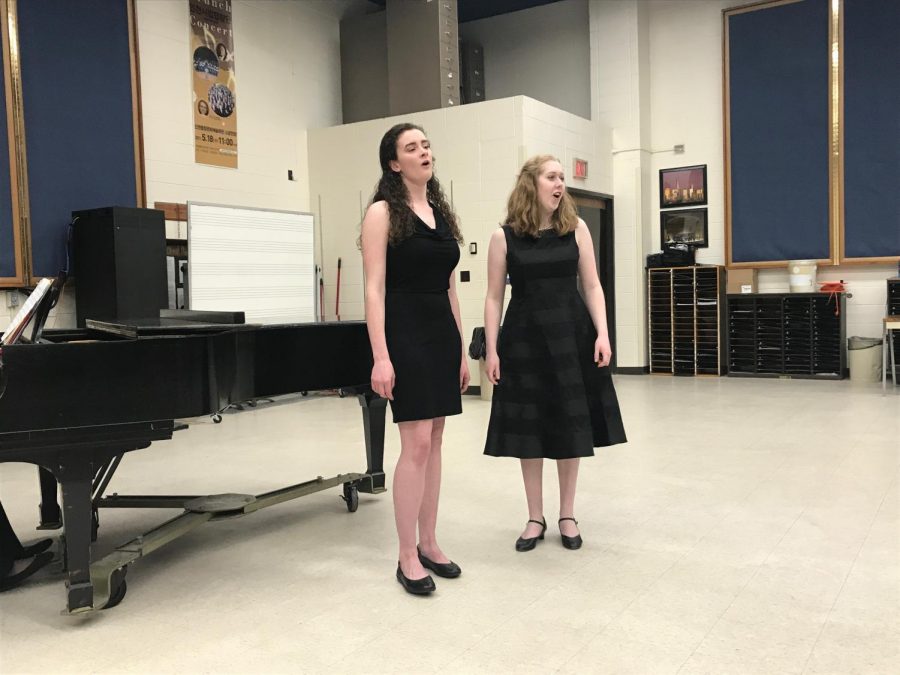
[727,293,846,378]
[648,266,725,375]
[888,278,900,370]
[888,278,900,315]
[73,207,167,327]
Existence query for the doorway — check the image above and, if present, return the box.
[570,190,617,370]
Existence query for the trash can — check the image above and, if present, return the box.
[848,336,882,383]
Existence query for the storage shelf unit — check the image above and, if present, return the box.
[889,278,900,372]
[889,279,900,315]
[648,266,726,376]
[727,293,846,378]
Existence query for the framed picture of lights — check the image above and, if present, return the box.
[659,165,707,208]
[661,208,708,248]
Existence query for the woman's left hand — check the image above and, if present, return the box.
[594,335,612,367]
[459,358,470,393]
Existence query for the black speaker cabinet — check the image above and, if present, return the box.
[73,206,168,327]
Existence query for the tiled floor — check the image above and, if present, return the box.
[1,376,897,674]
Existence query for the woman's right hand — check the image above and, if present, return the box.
[485,352,501,385]
[371,358,395,400]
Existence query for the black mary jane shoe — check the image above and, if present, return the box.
[515,517,547,552]
[396,563,436,595]
[559,517,583,550]
[417,547,461,578]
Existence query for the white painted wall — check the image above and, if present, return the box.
[459,0,591,120]
[308,96,611,386]
[136,0,345,212]
[590,0,653,368]
[647,0,728,266]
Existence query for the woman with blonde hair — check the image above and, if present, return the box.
[483,155,626,551]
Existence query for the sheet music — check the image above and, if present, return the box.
[1,278,53,345]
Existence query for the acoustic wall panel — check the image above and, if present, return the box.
[726,0,830,264]
[842,0,900,260]
[0,44,16,281]
[17,0,139,277]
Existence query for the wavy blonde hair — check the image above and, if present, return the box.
[505,155,578,237]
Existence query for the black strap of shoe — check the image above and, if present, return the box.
[527,519,544,526]
[559,517,578,524]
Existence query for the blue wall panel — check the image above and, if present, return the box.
[0,55,16,279]
[843,0,900,259]
[728,0,830,263]
[18,0,137,277]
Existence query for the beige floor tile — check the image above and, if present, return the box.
[803,619,900,675]
[560,632,691,674]
[1,377,897,675]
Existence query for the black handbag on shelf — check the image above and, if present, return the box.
[646,244,696,268]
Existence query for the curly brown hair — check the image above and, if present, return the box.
[371,123,463,246]
[505,154,578,238]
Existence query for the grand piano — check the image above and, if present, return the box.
[0,310,386,614]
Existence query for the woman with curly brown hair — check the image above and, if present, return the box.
[483,155,626,552]
[360,123,468,595]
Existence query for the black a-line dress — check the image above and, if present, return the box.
[484,225,627,459]
[383,208,462,423]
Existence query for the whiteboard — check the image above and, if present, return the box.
[187,202,315,324]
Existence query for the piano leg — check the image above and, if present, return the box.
[55,460,96,613]
[37,467,62,530]
[357,392,387,494]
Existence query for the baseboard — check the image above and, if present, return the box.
[469,370,647,386]
[615,366,649,375]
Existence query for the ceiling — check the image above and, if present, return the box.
[366,0,562,23]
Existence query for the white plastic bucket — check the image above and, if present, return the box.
[788,260,817,292]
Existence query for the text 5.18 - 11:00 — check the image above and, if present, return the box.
[199,134,234,146]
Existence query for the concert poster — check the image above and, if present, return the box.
[189,0,238,168]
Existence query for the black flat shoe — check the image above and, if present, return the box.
[396,563,435,595]
[559,517,583,550]
[418,547,461,578]
[0,551,54,592]
[16,538,53,561]
[515,517,547,552]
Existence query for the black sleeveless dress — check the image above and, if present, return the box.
[484,226,627,459]
[384,208,462,423]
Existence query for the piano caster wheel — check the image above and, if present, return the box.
[300,391,308,397]
[338,389,346,398]
[212,414,222,424]
[342,484,359,513]
[103,568,128,610]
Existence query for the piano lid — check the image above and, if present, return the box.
[85,309,249,338]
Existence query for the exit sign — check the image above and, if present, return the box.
[573,158,588,179]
